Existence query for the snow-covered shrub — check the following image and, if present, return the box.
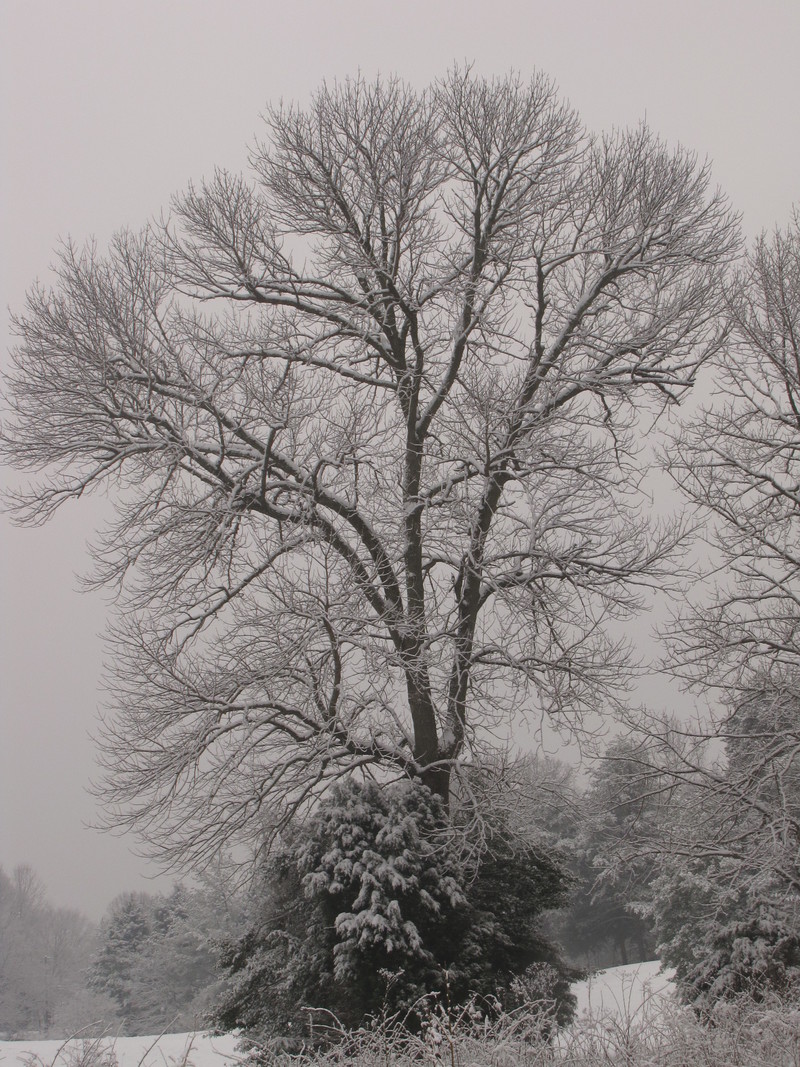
[21,1038,119,1067]
[648,861,800,1013]
[213,778,573,1047]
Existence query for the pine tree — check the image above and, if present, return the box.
[214,778,574,1045]
[90,887,224,1034]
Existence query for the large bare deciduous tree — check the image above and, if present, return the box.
[629,217,800,925]
[1,71,737,865]
[667,214,800,694]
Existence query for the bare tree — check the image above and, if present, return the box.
[1,71,737,866]
[601,217,800,961]
[624,693,800,906]
[0,865,95,1036]
[666,213,800,693]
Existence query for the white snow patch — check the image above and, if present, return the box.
[0,1032,241,1067]
[572,960,676,1021]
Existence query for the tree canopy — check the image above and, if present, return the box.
[1,70,738,865]
[667,215,800,693]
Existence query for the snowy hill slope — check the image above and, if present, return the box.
[572,959,676,1020]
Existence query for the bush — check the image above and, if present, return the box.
[213,778,574,1046]
[649,862,800,1013]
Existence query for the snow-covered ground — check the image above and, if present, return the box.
[0,1031,241,1067]
[0,963,677,1067]
[572,959,676,1021]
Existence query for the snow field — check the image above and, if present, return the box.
[0,963,676,1067]
[0,1031,241,1067]
[571,959,676,1021]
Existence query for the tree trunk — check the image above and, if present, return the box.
[420,762,451,807]
[616,935,629,967]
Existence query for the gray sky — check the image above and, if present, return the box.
[1,0,798,919]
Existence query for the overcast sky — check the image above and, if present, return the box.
[1,0,798,919]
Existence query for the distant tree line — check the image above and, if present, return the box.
[0,865,94,1036]
[0,865,243,1038]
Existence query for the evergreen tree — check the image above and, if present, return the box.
[642,686,800,1010]
[563,741,658,966]
[649,856,800,1012]
[214,778,574,1046]
[90,893,152,1026]
[90,886,224,1034]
